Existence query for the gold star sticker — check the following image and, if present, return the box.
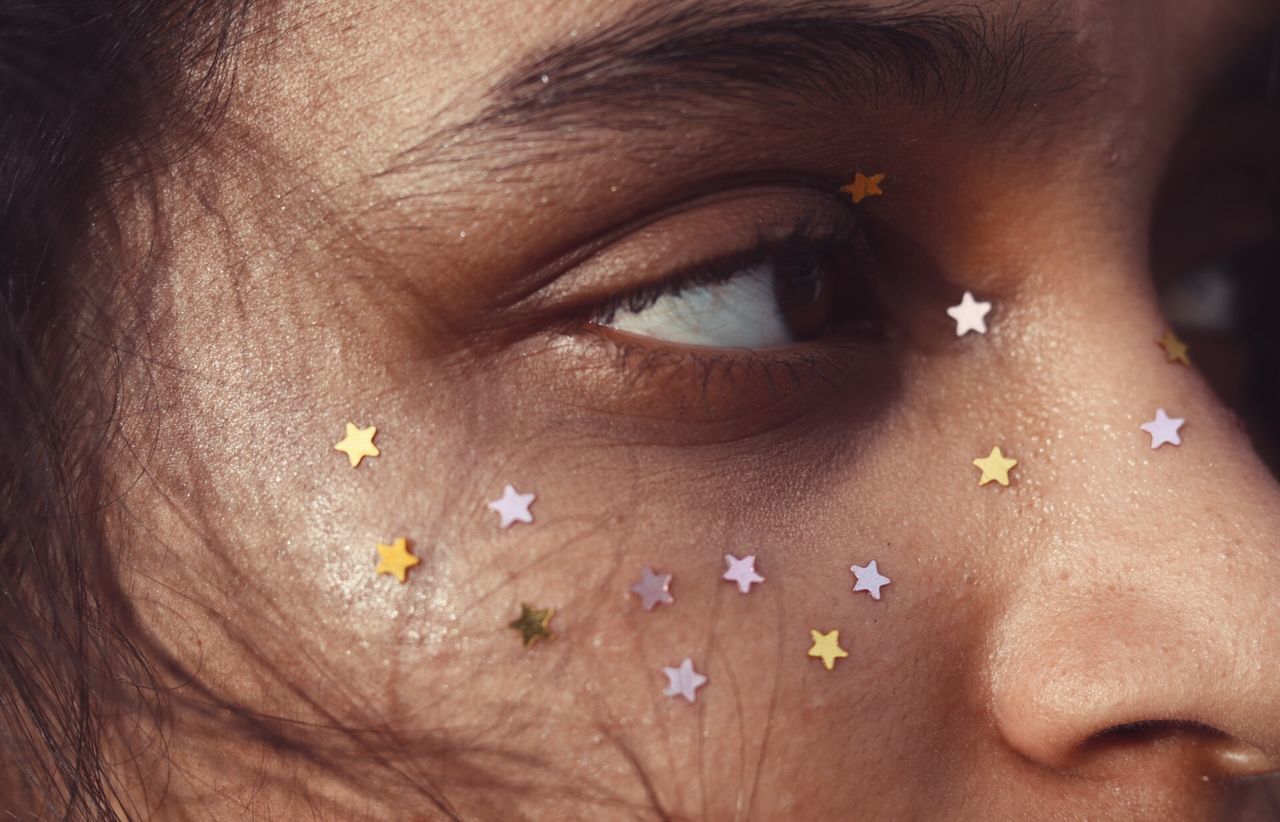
[808,629,849,671]
[509,603,555,648]
[840,172,886,204]
[334,423,380,468]
[1157,330,1190,367]
[973,446,1018,487]
[375,537,419,583]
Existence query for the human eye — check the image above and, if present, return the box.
[525,184,902,438]
[594,211,885,350]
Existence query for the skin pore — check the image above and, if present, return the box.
[92,0,1280,818]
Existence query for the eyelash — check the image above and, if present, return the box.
[541,197,895,430]
[586,207,869,328]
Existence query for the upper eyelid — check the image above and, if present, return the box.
[512,173,849,298]
[517,183,857,319]
[587,210,864,325]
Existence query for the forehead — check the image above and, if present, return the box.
[259,0,1272,142]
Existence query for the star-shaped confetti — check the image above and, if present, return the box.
[509,603,554,648]
[840,172,886,204]
[851,560,891,600]
[488,484,535,528]
[722,554,764,594]
[1141,408,1184,449]
[629,566,674,610]
[375,537,419,583]
[973,446,1018,487]
[334,423,380,468]
[662,658,707,703]
[947,291,993,337]
[808,629,849,671]
[1157,331,1191,367]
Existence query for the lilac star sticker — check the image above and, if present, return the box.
[722,554,764,594]
[946,291,993,337]
[487,484,535,528]
[629,566,674,610]
[851,560,891,601]
[662,658,707,703]
[1140,408,1185,449]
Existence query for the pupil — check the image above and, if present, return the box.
[773,247,834,341]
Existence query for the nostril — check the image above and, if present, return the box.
[1079,720,1279,778]
[1096,719,1224,744]
[1077,719,1220,766]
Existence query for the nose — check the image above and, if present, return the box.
[994,585,1280,777]
[988,281,1280,780]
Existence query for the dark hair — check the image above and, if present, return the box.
[0,2,250,815]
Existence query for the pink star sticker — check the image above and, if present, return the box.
[722,554,764,594]
[1140,409,1185,449]
[946,291,992,337]
[662,658,707,703]
[487,484,535,528]
[851,560,891,600]
[629,566,674,610]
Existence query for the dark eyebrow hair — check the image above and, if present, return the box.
[478,0,1097,134]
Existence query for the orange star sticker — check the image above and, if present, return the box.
[840,172,886,204]
[973,446,1018,487]
[375,537,419,583]
[509,603,555,648]
[808,629,849,671]
[1157,331,1190,367]
[334,423,380,468]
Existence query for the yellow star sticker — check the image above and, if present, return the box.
[509,603,555,648]
[973,446,1018,487]
[807,628,849,671]
[1157,330,1190,367]
[334,423,380,468]
[375,537,419,583]
[840,172,886,204]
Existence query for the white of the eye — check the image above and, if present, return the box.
[605,263,796,348]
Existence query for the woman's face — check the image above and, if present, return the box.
[118,0,1280,817]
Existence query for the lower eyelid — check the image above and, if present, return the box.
[539,324,898,442]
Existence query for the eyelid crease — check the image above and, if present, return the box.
[487,179,851,323]
[492,174,851,311]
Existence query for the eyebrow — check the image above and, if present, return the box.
[475,0,1097,135]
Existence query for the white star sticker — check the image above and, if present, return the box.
[946,291,993,337]
[851,560,891,601]
[722,554,764,594]
[629,566,674,610]
[662,658,707,704]
[487,484,535,528]
[1140,408,1185,449]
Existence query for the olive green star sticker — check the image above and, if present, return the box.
[509,603,555,648]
